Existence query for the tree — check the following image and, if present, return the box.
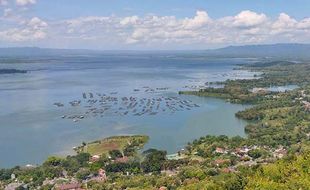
[109,150,123,159]
[76,168,91,180]
[75,153,91,165]
[248,149,263,159]
[141,149,167,173]
[43,156,63,167]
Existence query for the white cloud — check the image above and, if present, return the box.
[271,13,297,34]
[0,28,45,41]
[298,18,310,29]
[28,17,48,29]
[0,10,309,48]
[120,16,139,26]
[233,10,267,27]
[16,0,36,6]
[182,10,211,29]
[55,11,310,48]
[0,16,47,41]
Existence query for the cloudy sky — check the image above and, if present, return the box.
[0,0,309,50]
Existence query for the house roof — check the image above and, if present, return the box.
[115,156,129,163]
[57,183,81,190]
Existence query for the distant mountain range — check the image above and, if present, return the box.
[205,44,310,59]
[0,44,310,59]
[0,47,101,57]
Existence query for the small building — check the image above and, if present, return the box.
[213,159,230,167]
[115,156,129,163]
[302,101,310,111]
[98,169,107,181]
[240,160,257,167]
[10,174,16,180]
[221,167,236,173]
[84,169,107,183]
[215,147,227,154]
[252,88,269,94]
[161,170,177,176]
[273,148,287,159]
[56,183,83,190]
[5,182,23,190]
[234,147,250,156]
[166,153,184,160]
[90,155,100,162]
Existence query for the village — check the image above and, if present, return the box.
[2,133,292,190]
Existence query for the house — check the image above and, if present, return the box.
[161,170,177,176]
[83,169,107,183]
[115,156,129,163]
[167,153,184,160]
[213,159,230,167]
[5,182,23,190]
[55,183,84,190]
[252,88,269,94]
[221,167,236,173]
[10,174,16,180]
[234,147,250,156]
[300,90,307,98]
[302,101,310,111]
[215,147,227,154]
[240,160,257,167]
[273,148,287,159]
[98,169,107,181]
[90,155,100,162]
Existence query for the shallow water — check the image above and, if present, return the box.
[0,54,254,167]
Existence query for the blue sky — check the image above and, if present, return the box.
[0,0,309,49]
[33,0,309,20]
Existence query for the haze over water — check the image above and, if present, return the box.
[0,53,255,168]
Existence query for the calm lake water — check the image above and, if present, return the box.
[0,54,255,167]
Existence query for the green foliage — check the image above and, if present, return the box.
[179,166,207,180]
[105,162,140,174]
[76,168,91,180]
[141,149,167,173]
[0,168,13,180]
[109,150,123,159]
[246,152,310,189]
[248,149,263,159]
[43,156,63,167]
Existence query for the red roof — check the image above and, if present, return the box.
[214,159,230,165]
[57,183,81,190]
[115,156,129,163]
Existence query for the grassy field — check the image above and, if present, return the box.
[76,135,149,156]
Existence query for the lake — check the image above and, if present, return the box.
[0,53,255,168]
